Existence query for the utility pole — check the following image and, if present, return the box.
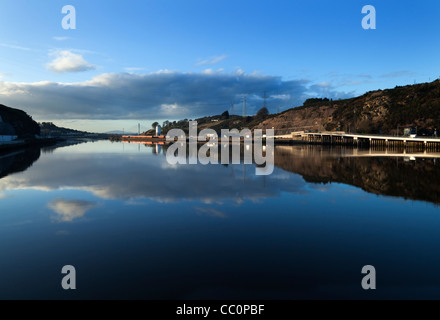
[138,123,140,135]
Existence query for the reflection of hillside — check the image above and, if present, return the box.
[275,145,440,204]
[0,148,41,179]
[0,144,306,203]
[41,139,90,153]
[0,140,88,179]
[3,142,440,205]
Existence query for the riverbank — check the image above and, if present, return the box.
[118,135,310,145]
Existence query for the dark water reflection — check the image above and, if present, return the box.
[0,141,440,299]
[1,143,440,205]
[275,145,440,204]
[0,148,40,179]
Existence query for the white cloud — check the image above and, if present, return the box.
[271,94,291,100]
[46,50,96,73]
[196,55,228,66]
[0,43,31,51]
[53,36,70,41]
[233,68,245,76]
[0,81,28,95]
[381,71,415,78]
[48,198,97,222]
[0,70,353,120]
[161,103,187,116]
[124,67,146,72]
[195,207,227,219]
[316,81,330,88]
[202,69,214,74]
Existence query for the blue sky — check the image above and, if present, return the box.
[0,0,439,132]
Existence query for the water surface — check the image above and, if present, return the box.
[1,140,440,299]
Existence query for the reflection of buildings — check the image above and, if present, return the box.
[121,141,166,155]
[153,144,162,155]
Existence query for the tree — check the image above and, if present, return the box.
[257,107,269,117]
[163,120,170,128]
[221,110,229,120]
[152,122,159,129]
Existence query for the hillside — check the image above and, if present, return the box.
[153,111,273,135]
[39,122,91,138]
[0,104,40,138]
[256,80,440,135]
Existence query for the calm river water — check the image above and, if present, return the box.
[1,140,440,299]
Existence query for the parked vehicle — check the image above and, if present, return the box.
[404,127,417,138]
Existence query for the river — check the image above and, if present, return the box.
[1,140,440,299]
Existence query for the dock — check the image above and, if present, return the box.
[284,132,440,150]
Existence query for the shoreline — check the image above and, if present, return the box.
[0,138,60,153]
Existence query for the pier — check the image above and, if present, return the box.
[278,132,440,151]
